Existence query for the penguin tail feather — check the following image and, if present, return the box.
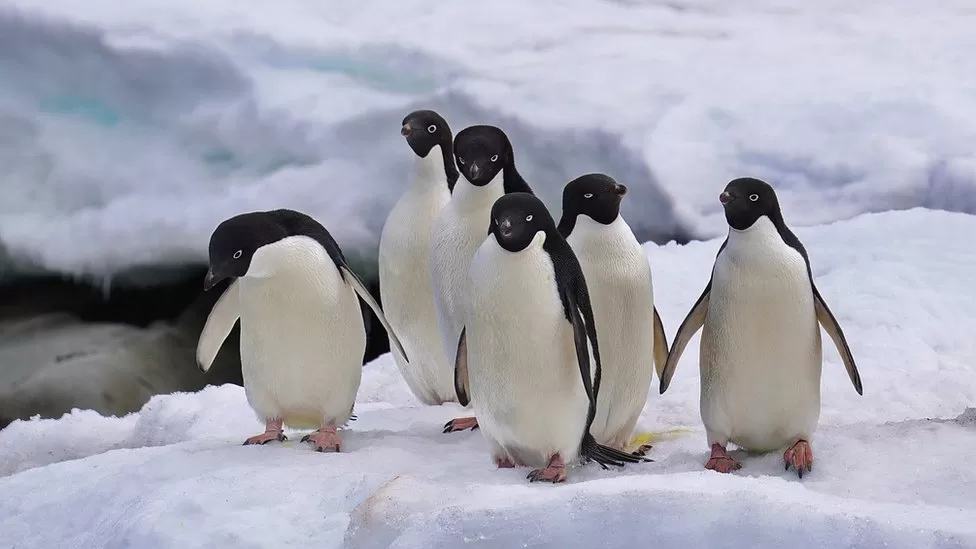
[580,433,652,469]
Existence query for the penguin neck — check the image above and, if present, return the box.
[452,171,505,211]
[725,215,783,251]
[411,144,457,193]
[571,214,632,242]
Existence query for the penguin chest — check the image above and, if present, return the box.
[569,224,656,440]
[237,269,365,423]
[700,224,822,450]
[465,241,590,464]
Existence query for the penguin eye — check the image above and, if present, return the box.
[490,154,499,162]
[232,250,243,259]
[458,157,465,165]
[525,214,534,222]
[583,193,594,199]
[427,124,437,133]
[749,193,759,202]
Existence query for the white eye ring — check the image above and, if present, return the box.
[525,214,533,222]
[427,124,436,133]
[490,154,499,162]
[749,193,759,202]
[232,250,242,259]
[458,157,465,165]
[583,193,594,199]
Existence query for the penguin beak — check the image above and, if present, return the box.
[719,191,734,205]
[614,183,628,196]
[400,124,412,137]
[498,217,513,238]
[468,160,481,180]
[203,269,223,291]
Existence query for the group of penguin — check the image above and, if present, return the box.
[196,108,864,484]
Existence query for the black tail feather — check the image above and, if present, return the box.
[580,433,652,469]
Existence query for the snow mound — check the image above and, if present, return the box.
[2,208,975,547]
[1,1,976,285]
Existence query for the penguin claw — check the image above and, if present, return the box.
[527,454,567,483]
[442,416,479,433]
[783,439,814,478]
[705,443,741,473]
[632,444,653,457]
[242,431,287,445]
[302,427,343,453]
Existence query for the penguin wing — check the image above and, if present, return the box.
[658,282,711,394]
[652,306,670,381]
[339,266,410,364]
[812,283,863,395]
[196,279,240,373]
[453,326,470,406]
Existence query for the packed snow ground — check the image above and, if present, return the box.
[2,208,975,548]
[1,1,976,284]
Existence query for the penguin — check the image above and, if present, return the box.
[195,208,409,451]
[658,177,863,477]
[453,192,648,483]
[557,173,670,456]
[377,109,459,405]
[429,124,533,433]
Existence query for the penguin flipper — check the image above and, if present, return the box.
[652,306,670,381]
[812,283,863,395]
[453,326,470,406]
[196,279,240,373]
[339,266,410,364]
[659,282,710,394]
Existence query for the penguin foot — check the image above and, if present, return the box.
[301,426,342,453]
[242,419,286,445]
[783,439,813,478]
[443,416,479,433]
[704,443,741,473]
[527,454,567,483]
[495,456,517,469]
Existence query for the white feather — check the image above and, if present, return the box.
[378,146,454,404]
[429,171,505,382]
[235,236,364,429]
[701,216,822,452]
[196,279,240,373]
[464,232,591,468]
[567,215,656,449]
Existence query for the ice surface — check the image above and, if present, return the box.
[1,1,975,284]
[2,208,975,548]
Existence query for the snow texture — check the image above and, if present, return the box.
[1,1,976,285]
[2,208,975,548]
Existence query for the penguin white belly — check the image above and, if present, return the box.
[700,222,822,453]
[238,262,364,430]
[429,185,503,369]
[465,240,590,468]
[378,185,453,404]
[568,217,655,448]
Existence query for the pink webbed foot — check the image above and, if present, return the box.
[443,416,479,433]
[243,419,286,446]
[495,456,517,469]
[705,443,741,473]
[784,439,814,478]
[301,425,342,453]
[527,454,568,484]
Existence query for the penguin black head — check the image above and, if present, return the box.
[720,177,783,231]
[561,173,628,226]
[488,192,555,253]
[453,125,512,186]
[401,109,452,158]
[204,212,287,290]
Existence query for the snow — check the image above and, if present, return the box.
[3,207,976,548]
[2,1,976,285]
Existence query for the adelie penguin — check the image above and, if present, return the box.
[196,209,409,451]
[378,109,459,405]
[558,173,670,456]
[453,192,648,483]
[659,177,863,478]
[429,124,533,434]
